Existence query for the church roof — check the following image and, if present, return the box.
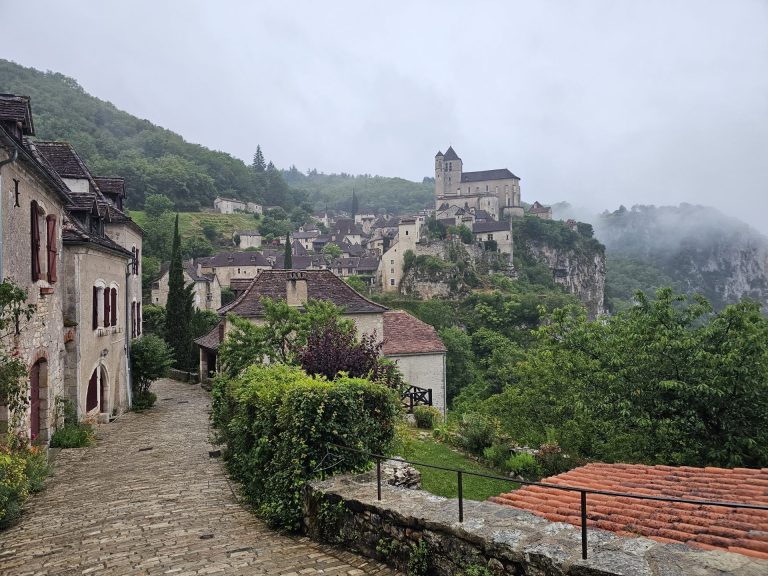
[435,150,443,157]
[443,146,460,161]
[461,168,519,182]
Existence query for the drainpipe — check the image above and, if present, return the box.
[125,261,133,409]
[0,147,19,281]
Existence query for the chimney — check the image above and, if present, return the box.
[218,321,225,343]
[286,271,308,307]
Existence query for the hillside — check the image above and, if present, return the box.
[0,59,303,212]
[283,168,433,215]
[555,203,768,311]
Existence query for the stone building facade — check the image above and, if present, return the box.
[151,260,222,311]
[434,146,524,220]
[378,216,424,293]
[0,97,71,441]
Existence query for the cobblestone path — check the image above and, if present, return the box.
[0,379,397,575]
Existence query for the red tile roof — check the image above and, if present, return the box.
[490,463,768,560]
[382,311,446,355]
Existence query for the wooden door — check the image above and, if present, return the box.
[30,362,41,439]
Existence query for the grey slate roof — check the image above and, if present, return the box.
[198,251,271,268]
[62,215,132,258]
[461,168,519,182]
[443,146,460,161]
[0,94,34,135]
[473,221,511,233]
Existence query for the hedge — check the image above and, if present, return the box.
[211,364,400,530]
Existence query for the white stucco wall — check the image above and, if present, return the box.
[385,352,446,414]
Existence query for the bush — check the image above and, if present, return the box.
[0,451,29,528]
[211,364,400,530]
[130,334,173,404]
[536,442,580,477]
[483,443,512,469]
[413,406,441,429]
[505,452,543,480]
[23,446,49,493]
[131,391,157,411]
[457,413,498,455]
[50,423,93,448]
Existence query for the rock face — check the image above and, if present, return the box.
[381,457,421,489]
[525,242,606,318]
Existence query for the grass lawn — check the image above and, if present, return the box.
[128,210,258,244]
[396,427,516,501]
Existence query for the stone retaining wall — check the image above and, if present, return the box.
[303,473,767,576]
[167,368,198,383]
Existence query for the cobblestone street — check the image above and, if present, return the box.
[0,379,397,575]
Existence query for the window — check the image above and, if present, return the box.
[103,286,111,328]
[405,230,409,236]
[92,281,107,330]
[31,201,41,281]
[390,279,395,286]
[46,215,57,283]
[488,234,494,241]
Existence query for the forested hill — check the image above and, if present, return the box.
[559,203,768,312]
[282,168,434,214]
[0,59,306,211]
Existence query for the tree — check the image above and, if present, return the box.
[283,233,292,269]
[0,280,35,424]
[130,334,173,409]
[252,145,266,173]
[351,189,358,218]
[164,215,194,368]
[142,194,175,260]
[182,235,214,260]
[322,242,343,261]
[344,275,368,294]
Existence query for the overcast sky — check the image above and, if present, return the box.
[2,1,767,230]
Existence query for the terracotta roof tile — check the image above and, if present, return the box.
[382,310,446,355]
[490,463,768,560]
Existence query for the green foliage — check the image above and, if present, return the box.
[187,309,220,368]
[604,256,679,313]
[165,215,194,368]
[461,564,494,576]
[448,224,474,244]
[181,235,214,259]
[456,413,499,455]
[220,287,236,306]
[0,280,35,423]
[210,364,399,530]
[130,334,173,401]
[322,242,343,260]
[49,423,94,448]
[316,499,348,544]
[131,391,157,411]
[413,406,442,429]
[403,249,416,273]
[0,451,28,528]
[140,304,166,337]
[344,275,369,294]
[23,446,49,493]
[407,540,430,576]
[140,194,175,260]
[482,443,513,470]
[283,233,292,269]
[0,60,307,212]
[505,453,543,480]
[475,289,768,467]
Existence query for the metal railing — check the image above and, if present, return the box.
[328,443,768,560]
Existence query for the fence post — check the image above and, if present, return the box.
[376,457,382,501]
[427,388,432,406]
[458,470,464,522]
[581,491,588,560]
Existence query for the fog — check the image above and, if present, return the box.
[2,0,766,232]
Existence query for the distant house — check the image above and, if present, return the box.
[293,229,320,251]
[472,220,513,255]
[196,250,271,288]
[150,260,221,311]
[195,270,447,412]
[234,230,262,249]
[213,196,262,215]
[528,201,552,220]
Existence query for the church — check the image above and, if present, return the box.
[434,146,523,220]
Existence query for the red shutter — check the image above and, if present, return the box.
[31,202,41,281]
[131,302,136,338]
[132,247,137,275]
[138,303,142,335]
[46,215,58,283]
[92,286,98,329]
[136,249,140,275]
[110,288,117,326]
[104,288,110,327]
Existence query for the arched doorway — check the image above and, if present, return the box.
[30,362,41,440]
[86,368,98,412]
[86,365,109,415]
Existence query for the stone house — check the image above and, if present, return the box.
[196,250,272,288]
[378,217,423,292]
[434,146,524,220]
[195,270,447,413]
[528,201,553,220]
[293,229,320,251]
[233,230,261,249]
[213,196,262,215]
[150,260,222,311]
[33,141,140,421]
[0,95,71,442]
[472,220,513,256]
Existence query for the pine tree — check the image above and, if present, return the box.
[351,188,359,218]
[165,215,193,368]
[284,233,292,269]
[253,145,266,173]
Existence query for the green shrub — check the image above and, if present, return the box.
[457,413,498,455]
[50,423,94,448]
[0,451,28,528]
[23,446,49,493]
[482,443,512,469]
[536,442,578,477]
[131,391,157,411]
[211,364,400,530]
[461,565,494,576]
[407,540,430,576]
[413,406,441,429]
[505,452,543,480]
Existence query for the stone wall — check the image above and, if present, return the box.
[303,473,767,576]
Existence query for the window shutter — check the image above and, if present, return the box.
[138,303,142,335]
[131,302,136,338]
[46,215,58,283]
[104,288,110,327]
[92,286,98,329]
[136,249,140,275]
[31,202,41,281]
[110,288,117,326]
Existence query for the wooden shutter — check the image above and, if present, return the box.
[46,215,58,283]
[137,303,142,335]
[131,302,135,338]
[92,286,98,329]
[31,202,41,281]
[136,249,140,275]
[110,288,117,326]
[104,287,110,327]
